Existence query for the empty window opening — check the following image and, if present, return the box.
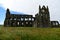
[14,18,16,20]
[25,18,28,21]
[10,18,12,20]
[29,18,31,21]
[32,18,34,21]
[56,23,58,25]
[22,23,24,25]
[17,22,19,25]
[53,22,56,25]
[21,18,23,21]
[26,22,28,24]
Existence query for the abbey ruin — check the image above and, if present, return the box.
[4,5,59,27]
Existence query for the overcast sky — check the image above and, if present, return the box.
[0,0,60,24]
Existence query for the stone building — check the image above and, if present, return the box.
[4,8,35,27]
[34,5,51,27]
[4,5,59,27]
[51,21,59,27]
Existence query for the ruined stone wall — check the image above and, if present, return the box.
[34,5,51,27]
[4,9,35,27]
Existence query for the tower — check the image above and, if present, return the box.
[4,8,11,26]
[6,8,10,18]
[34,5,50,27]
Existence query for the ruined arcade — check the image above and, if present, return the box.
[4,8,35,27]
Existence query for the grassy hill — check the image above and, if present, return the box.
[0,26,60,40]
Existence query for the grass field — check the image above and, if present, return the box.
[0,26,60,40]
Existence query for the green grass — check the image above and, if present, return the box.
[0,26,60,40]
